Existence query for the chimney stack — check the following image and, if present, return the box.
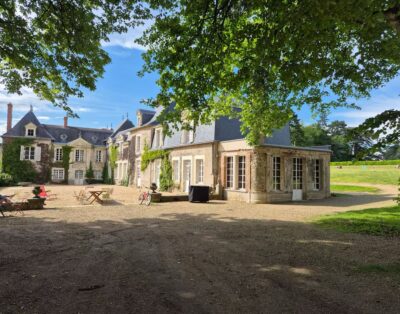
[7,103,13,132]
[63,116,68,128]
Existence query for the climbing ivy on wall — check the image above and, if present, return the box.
[62,146,72,184]
[2,138,38,182]
[159,156,173,192]
[141,142,173,191]
[141,142,168,172]
[109,144,118,184]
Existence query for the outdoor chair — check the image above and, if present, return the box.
[101,188,114,201]
[0,195,26,217]
[39,185,57,200]
[73,190,87,204]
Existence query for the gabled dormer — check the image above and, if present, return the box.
[25,122,37,137]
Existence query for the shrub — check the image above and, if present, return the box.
[0,173,14,186]
[85,161,94,183]
[159,157,173,192]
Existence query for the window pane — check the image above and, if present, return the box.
[238,156,246,189]
[226,157,233,188]
[273,157,281,190]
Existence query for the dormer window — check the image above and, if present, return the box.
[25,122,37,137]
[26,129,35,137]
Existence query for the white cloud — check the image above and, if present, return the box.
[37,116,51,120]
[101,21,153,50]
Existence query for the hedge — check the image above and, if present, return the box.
[330,160,400,166]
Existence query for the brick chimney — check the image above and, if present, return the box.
[63,116,68,128]
[6,103,13,132]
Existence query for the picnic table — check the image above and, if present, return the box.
[86,191,104,205]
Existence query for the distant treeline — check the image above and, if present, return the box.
[290,114,400,162]
[330,160,400,166]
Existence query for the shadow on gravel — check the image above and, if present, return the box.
[0,213,399,313]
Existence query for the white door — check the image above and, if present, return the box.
[183,160,191,193]
[75,170,84,185]
[292,158,303,201]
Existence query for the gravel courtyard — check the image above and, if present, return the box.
[0,184,399,313]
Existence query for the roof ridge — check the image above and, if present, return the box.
[43,124,113,133]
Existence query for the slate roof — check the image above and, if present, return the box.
[109,118,135,139]
[141,104,292,149]
[2,110,113,146]
[2,110,54,139]
[137,109,156,125]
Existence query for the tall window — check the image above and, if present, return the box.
[238,156,246,189]
[96,150,102,162]
[226,156,233,188]
[75,149,84,162]
[55,148,63,161]
[196,159,204,184]
[154,129,162,148]
[272,157,281,190]
[24,147,35,160]
[52,168,64,180]
[94,171,102,180]
[172,160,180,182]
[136,136,141,153]
[312,159,321,190]
[293,158,303,190]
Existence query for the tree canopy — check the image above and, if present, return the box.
[0,0,149,115]
[139,0,400,144]
[2,1,400,144]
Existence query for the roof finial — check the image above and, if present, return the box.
[30,104,33,112]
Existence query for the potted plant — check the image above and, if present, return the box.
[27,186,46,209]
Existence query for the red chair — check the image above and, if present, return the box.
[39,185,57,200]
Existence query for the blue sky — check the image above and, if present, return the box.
[1,31,400,133]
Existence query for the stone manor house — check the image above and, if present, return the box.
[2,103,331,203]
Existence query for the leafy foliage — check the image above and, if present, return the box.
[0,173,14,186]
[138,1,400,144]
[85,161,94,183]
[352,110,400,155]
[2,138,37,182]
[109,144,118,184]
[396,177,400,205]
[141,142,168,171]
[102,163,111,184]
[61,146,72,184]
[159,156,173,192]
[0,0,149,113]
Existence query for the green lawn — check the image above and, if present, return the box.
[330,184,380,193]
[331,165,400,185]
[314,205,400,236]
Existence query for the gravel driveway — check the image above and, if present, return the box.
[0,185,399,313]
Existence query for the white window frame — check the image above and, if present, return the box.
[226,156,234,189]
[237,156,246,190]
[312,159,321,191]
[95,150,102,162]
[195,158,204,184]
[26,128,35,137]
[154,128,163,148]
[55,148,63,161]
[75,149,84,162]
[172,158,180,182]
[24,146,35,160]
[272,156,281,191]
[52,168,65,181]
[293,158,303,190]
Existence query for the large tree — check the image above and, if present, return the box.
[0,0,149,115]
[139,0,400,144]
